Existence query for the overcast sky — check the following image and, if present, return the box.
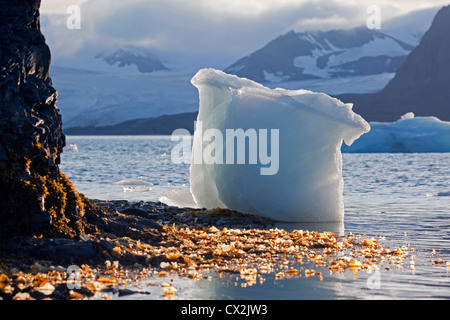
[40,0,449,69]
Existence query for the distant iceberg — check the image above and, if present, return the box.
[185,68,369,222]
[342,113,450,153]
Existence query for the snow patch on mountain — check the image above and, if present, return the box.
[291,34,411,79]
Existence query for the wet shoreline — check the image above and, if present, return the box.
[1,199,448,300]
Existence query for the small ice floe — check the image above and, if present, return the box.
[113,179,153,193]
[159,189,199,208]
[66,144,79,152]
[123,186,150,193]
[426,191,450,197]
[113,179,153,186]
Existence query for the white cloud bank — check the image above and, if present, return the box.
[40,0,450,69]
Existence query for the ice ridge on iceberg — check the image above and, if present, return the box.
[187,68,370,222]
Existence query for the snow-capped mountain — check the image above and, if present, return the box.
[224,6,440,85]
[95,46,168,73]
[225,27,414,83]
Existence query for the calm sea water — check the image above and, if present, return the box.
[60,136,450,300]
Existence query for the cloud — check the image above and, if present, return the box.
[40,0,450,68]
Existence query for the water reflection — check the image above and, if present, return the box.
[274,221,344,235]
[209,272,344,300]
[122,265,345,300]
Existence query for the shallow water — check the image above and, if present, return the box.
[60,136,450,300]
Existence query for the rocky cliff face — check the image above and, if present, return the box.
[0,0,96,238]
[339,5,450,122]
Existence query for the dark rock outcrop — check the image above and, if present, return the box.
[339,5,450,122]
[0,0,98,238]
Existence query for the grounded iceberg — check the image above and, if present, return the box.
[186,68,369,222]
[342,113,450,153]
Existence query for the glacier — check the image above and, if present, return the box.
[342,113,450,153]
[185,68,370,222]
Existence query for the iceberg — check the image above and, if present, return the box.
[188,68,370,222]
[342,113,450,153]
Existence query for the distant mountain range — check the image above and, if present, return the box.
[65,5,450,134]
[222,7,439,84]
[53,6,447,133]
[224,28,413,83]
